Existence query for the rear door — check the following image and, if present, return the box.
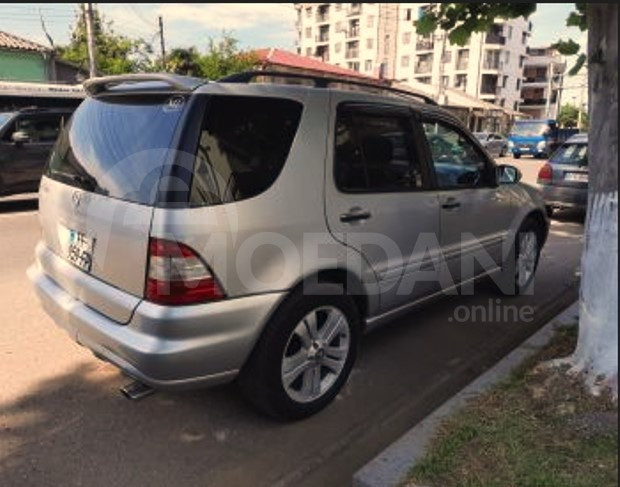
[39,94,187,322]
[325,99,442,311]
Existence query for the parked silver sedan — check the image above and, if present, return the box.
[474,132,509,157]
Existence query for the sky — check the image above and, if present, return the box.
[0,3,586,53]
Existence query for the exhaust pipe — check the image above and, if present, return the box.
[120,380,155,401]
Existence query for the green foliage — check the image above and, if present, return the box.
[166,33,257,80]
[57,9,153,75]
[558,103,589,130]
[413,3,587,75]
[414,3,536,46]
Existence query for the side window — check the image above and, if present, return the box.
[14,115,63,143]
[423,120,489,189]
[334,107,422,192]
[189,96,303,206]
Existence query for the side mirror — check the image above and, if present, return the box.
[12,131,30,145]
[497,164,522,184]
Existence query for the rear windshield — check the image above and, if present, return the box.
[189,96,303,206]
[550,142,588,166]
[46,95,185,205]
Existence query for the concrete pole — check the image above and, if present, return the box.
[83,3,97,78]
[158,16,166,71]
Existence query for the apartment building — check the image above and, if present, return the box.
[394,5,530,112]
[294,3,399,78]
[520,46,566,119]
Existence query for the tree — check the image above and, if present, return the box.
[416,3,618,399]
[166,34,257,80]
[58,8,153,75]
[558,103,588,130]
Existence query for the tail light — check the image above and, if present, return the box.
[537,163,553,184]
[145,238,225,305]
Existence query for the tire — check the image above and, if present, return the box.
[238,283,361,420]
[497,218,544,296]
[513,153,521,159]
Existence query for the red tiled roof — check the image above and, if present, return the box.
[0,31,50,52]
[255,48,380,82]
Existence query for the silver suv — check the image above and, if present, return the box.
[28,73,548,419]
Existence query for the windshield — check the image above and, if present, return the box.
[550,142,588,166]
[0,112,14,130]
[46,95,185,205]
[511,122,548,137]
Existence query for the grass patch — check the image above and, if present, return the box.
[405,326,618,487]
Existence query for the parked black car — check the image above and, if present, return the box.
[0,107,75,197]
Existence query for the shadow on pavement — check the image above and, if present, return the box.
[0,198,38,214]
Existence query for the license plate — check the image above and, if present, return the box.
[564,172,588,182]
[519,145,530,151]
[63,227,95,272]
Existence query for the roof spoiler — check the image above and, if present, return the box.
[83,73,207,97]
[219,70,437,105]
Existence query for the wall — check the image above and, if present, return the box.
[0,50,47,82]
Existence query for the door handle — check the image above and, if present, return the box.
[340,209,372,223]
[441,199,461,210]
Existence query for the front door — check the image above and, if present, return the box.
[325,99,442,311]
[420,117,519,286]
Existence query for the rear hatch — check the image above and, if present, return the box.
[549,140,588,188]
[38,92,188,323]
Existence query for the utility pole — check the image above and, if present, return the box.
[158,15,166,70]
[83,3,97,78]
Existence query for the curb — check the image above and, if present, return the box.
[353,300,580,487]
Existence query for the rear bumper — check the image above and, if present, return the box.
[541,184,588,209]
[28,256,284,390]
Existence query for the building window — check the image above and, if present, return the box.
[367,15,375,28]
[441,50,452,63]
[336,21,342,32]
[346,41,359,59]
[401,55,410,68]
[456,49,469,70]
[305,27,312,39]
[519,55,526,68]
[441,76,450,87]
[305,47,312,56]
[348,61,360,71]
[455,74,467,89]
[415,53,433,73]
[499,98,505,107]
[335,3,342,12]
[335,42,342,53]
[522,32,527,44]
[502,75,508,88]
[402,32,411,45]
[366,38,374,49]
[514,101,519,111]
[507,26,513,39]
[516,78,521,90]
[365,60,373,72]
[504,51,510,65]
[305,7,312,18]
[417,76,431,84]
[404,8,412,21]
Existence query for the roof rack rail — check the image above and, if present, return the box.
[83,73,207,97]
[218,70,437,105]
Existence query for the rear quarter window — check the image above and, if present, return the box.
[550,143,588,166]
[189,96,303,206]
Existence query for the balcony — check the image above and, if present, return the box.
[348,4,362,16]
[455,60,468,71]
[315,33,330,43]
[485,33,506,45]
[522,98,547,106]
[483,59,502,70]
[346,26,360,38]
[415,62,432,74]
[416,39,434,51]
[316,13,329,23]
[345,49,359,59]
[523,76,548,83]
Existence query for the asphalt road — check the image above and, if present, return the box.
[0,163,584,487]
